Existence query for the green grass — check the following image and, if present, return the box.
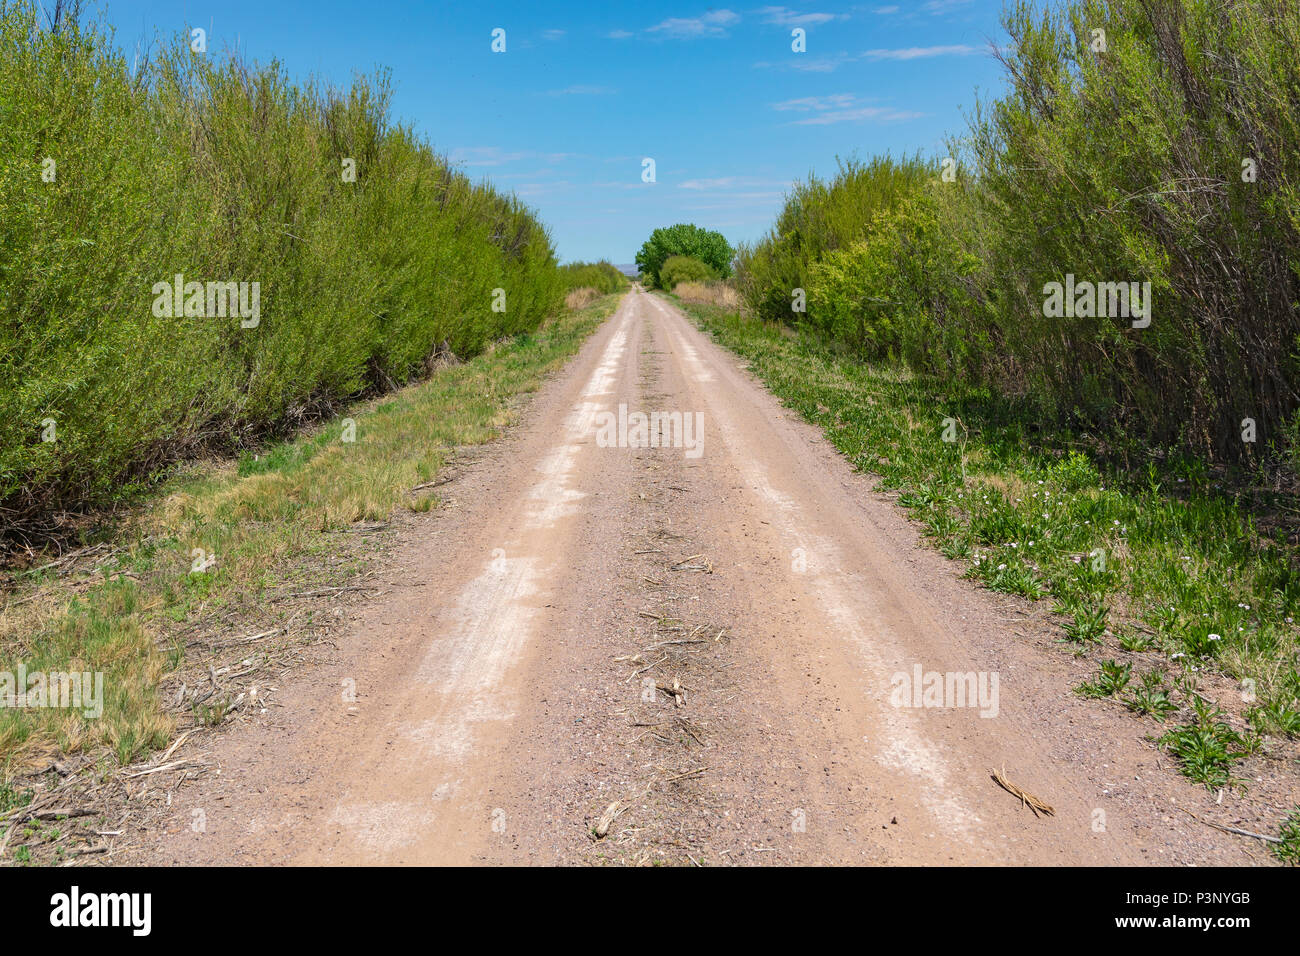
[0,293,620,776]
[1273,807,1300,865]
[678,298,1299,806]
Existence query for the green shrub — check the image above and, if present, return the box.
[730,0,1300,472]
[0,2,563,525]
[559,261,628,295]
[659,255,716,290]
[966,0,1300,464]
[734,155,934,325]
[635,224,733,288]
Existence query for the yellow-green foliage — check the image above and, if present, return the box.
[735,0,1300,469]
[0,2,563,521]
[559,261,629,295]
[659,255,715,290]
[735,155,933,324]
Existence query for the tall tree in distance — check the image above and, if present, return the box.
[636,223,734,288]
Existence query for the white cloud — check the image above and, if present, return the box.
[873,5,900,13]
[771,93,857,111]
[647,9,740,38]
[862,44,981,60]
[678,176,789,191]
[680,176,740,190]
[771,93,922,125]
[757,6,842,27]
[607,29,633,39]
[542,29,566,40]
[793,106,923,124]
[754,53,852,72]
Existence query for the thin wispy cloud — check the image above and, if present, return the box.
[680,176,741,190]
[607,29,633,39]
[862,44,981,60]
[541,29,566,40]
[757,6,843,27]
[754,52,852,72]
[678,176,789,190]
[771,93,922,125]
[772,93,857,112]
[647,9,740,39]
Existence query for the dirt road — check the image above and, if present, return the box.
[139,288,1255,865]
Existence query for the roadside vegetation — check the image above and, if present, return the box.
[0,1,563,544]
[679,297,1299,852]
[660,0,1300,854]
[736,0,1300,479]
[673,281,740,311]
[560,260,630,309]
[658,255,716,291]
[635,224,733,289]
[0,0,620,784]
[0,293,621,778]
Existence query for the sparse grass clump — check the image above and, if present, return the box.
[1273,808,1300,865]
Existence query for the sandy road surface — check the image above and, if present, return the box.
[139,288,1254,865]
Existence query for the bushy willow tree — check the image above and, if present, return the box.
[635,224,733,288]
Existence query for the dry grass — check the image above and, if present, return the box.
[565,286,601,310]
[673,281,740,310]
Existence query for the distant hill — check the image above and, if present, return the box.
[616,264,639,279]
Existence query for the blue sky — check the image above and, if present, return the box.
[96,0,1012,263]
